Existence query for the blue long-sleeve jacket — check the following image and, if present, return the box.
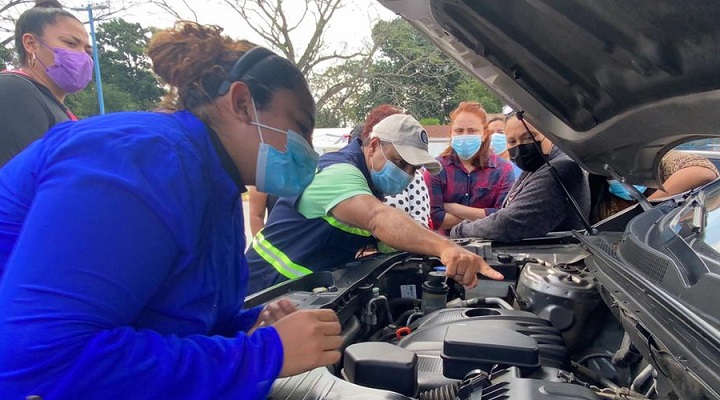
[0,111,283,399]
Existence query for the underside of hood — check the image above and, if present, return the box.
[378,0,720,185]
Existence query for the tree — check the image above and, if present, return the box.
[65,82,140,117]
[340,18,502,124]
[452,75,503,114]
[65,18,163,117]
[0,43,13,69]
[93,19,163,111]
[149,0,380,126]
[0,0,146,49]
[0,0,36,48]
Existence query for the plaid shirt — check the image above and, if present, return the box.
[424,152,516,229]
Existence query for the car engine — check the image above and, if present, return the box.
[247,236,660,400]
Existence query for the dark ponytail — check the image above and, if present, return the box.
[14,1,79,65]
[147,21,311,115]
[35,0,64,8]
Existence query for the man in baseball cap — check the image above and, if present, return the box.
[369,114,442,175]
[247,112,503,294]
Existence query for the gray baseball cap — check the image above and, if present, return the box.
[369,114,442,175]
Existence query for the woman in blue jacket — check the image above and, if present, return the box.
[0,22,341,399]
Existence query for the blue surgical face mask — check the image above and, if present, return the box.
[607,180,647,201]
[252,99,318,197]
[370,144,413,196]
[490,132,507,154]
[451,134,482,160]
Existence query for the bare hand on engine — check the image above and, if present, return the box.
[248,298,298,334]
[261,298,298,325]
[440,246,504,287]
[274,309,343,377]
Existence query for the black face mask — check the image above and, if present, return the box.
[509,142,546,172]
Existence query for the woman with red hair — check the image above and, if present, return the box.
[425,101,515,233]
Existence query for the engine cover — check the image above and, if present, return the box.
[396,308,569,391]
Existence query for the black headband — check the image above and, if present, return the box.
[217,46,276,96]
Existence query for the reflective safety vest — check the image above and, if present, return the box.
[246,139,380,292]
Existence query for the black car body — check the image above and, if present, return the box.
[250,2,720,399]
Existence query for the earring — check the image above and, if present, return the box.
[29,52,37,68]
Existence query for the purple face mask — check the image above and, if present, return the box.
[38,40,93,94]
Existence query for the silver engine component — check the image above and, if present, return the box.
[516,262,604,351]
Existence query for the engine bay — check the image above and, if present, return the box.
[247,235,667,400]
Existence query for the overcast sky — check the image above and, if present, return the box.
[2,1,396,54]
[120,0,398,53]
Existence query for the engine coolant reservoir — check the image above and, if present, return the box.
[421,271,449,314]
[516,262,604,351]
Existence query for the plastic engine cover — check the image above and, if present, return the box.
[483,367,600,399]
[442,325,540,379]
[343,342,418,396]
[397,308,568,391]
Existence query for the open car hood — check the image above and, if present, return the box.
[377,0,720,186]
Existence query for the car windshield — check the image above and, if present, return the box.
[670,184,720,255]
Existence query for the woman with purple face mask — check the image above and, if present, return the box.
[0,1,93,167]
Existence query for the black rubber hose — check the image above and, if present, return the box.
[577,352,614,366]
[389,297,420,315]
[395,309,416,326]
[418,382,459,400]
[340,316,362,351]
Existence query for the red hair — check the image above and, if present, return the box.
[440,101,491,168]
[361,104,405,141]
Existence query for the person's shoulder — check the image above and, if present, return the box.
[49,111,164,139]
[0,72,34,86]
[437,154,454,165]
[0,73,45,100]
[491,153,514,170]
[41,112,206,170]
[317,163,365,181]
[549,150,581,172]
[434,154,455,174]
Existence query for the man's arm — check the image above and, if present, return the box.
[247,186,268,236]
[331,194,503,284]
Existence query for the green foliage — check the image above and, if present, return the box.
[66,18,164,117]
[334,18,502,125]
[419,117,440,126]
[66,82,140,118]
[0,45,14,70]
[96,19,163,111]
[452,76,503,114]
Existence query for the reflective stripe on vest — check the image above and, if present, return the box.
[322,215,372,237]
[252,231,313,279]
